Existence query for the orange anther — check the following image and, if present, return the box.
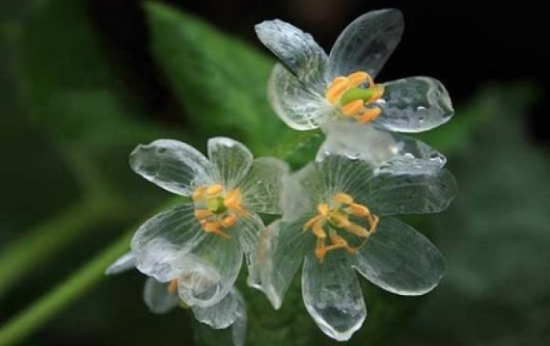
[167,279,178,294]
[325,77,350,104]
[317,204,330,216]
[192,186,207,201]
[303,214,324,231]
[333,193,354,205]
[315,237,327,263]
[343,223,369,238]
[194,209,213,220]
[342,99,365,116]
[356,107,382,123]
[312,220,327,239]
[224,189,242,210]
[206,184,223,196]
[203,222,231,239]
[347,71,369,88]
[347,203,370,217]
[221,214,238,228]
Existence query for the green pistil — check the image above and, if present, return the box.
[340,87,378,106]
[207,197,227,214]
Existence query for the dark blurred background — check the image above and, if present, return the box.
[1,0,549,345]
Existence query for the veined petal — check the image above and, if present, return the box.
[191,288,246,332]
[375,77,454,133]
[318,123,446,175]
[268,64,334,131]
[255,19,328,90]
[353,217,445,295]
[316,154,377,201]
[143,278,180,314]
[130,139,213,196]
[240,157,289,214]
[208,137,253,190]
[375,134,447,176]
[302,251,366,341]
[131,203,206,282]
[317,121,398,166]
[177,234,243,308]
[248,219,314,309]
[365,168,457,216]
[105,252,136,275]
[328,9,404,79]
[280,163,323,222]
[235,212,264,282]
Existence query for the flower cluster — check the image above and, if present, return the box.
[107,8,457,344]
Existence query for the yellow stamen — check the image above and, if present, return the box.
[192,184,248,239]
[303,192,379,263]
[203,221,231,239]
[167,279,178,294]
[341,99,365,116]
[206,184,223,196]
[224,189,242,210]
[325,70,385,125]
[317,203,330,216]
[333,193,354,205]
[356,107,382,123]
[192,186,207,201]
[325,77,350,104]
[194,209,213,220]
[347,71,369,88]
[220,215,238,228]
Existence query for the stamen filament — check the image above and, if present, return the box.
[303,192,379,263]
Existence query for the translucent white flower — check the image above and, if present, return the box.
[129,137,288,308]
[256,10,453,166]
[249,154,457,341]
[106,253,247,346]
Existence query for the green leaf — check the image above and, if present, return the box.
[144,2,293,155]
[14,0,182,200]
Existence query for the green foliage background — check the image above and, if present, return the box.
[0,1,548,345]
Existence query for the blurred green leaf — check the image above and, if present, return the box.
[18,0,159,149]
[144,1,294,155]
[14,0,181,202]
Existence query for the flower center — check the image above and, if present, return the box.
[325,71,384,124]
[192,184,247,239]
[303,193,379,263]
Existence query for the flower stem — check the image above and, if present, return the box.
[0,230,132,345]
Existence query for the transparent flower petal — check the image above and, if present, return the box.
[375,77,454,133]
[318,121,398,166]
[143,277,180,314]
[280,163,323,222]
[234,212,264,285]
[315,154,377,201]
[318,123,446,175]
[248,219,314,309]
[365,168,458,215]
[328,9,404,79]
[302,251,366,341]
[268,63,334,131]
[131,203,206,282]
[130,139,213,196]
[240,157,289,214]
[192,288,246,332]
[105,252,136,275]
[177,234,243,308]
[255,19,328,90]
[353,217,446,295]
[375,134,447,175]
[208,137,253,190]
